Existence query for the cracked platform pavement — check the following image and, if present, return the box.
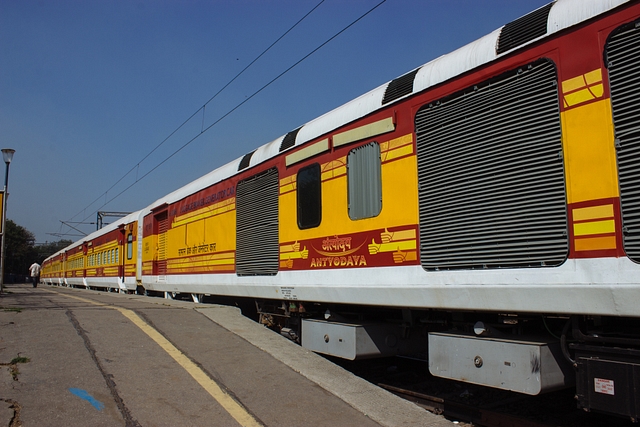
[0,283,452,427]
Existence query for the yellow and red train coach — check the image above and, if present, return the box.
[44,211,144,291]
[140,0,639,313]
[40,250,64,286]
[84,213,142,291]
[45,0,640,418]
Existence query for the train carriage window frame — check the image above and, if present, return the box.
[347,141,382,220]
[297,163,322,229]
[127,232,134,260]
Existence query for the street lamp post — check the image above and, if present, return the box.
[0,148,15,295]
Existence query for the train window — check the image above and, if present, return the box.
[348,142,382,220]
[115,248,119,264]
[127,233,133,260]
[297,163,321,229]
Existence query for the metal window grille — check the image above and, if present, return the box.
[280,127,302,152]
[382,69,420,105]
[496,2,553,55]
[236,168,279,276]
[607,21,640,262]
[156,211,169,276]
[415,59,568,270]
[238,150,256,171]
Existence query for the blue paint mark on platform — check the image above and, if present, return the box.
[69,388,104,411]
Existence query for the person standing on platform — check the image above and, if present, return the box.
[29,262,40,288]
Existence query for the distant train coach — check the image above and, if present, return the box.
[41,0,640,420]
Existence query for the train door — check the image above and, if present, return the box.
[83,243,88,279]
[63,251,68,284]
[118,226,127,291]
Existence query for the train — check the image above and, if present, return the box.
[42,0,640,420]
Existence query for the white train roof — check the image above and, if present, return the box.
[146,0,629,211]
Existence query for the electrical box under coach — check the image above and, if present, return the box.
[301,319,399,360]
[573,343,640,421]
[428,332,574,395]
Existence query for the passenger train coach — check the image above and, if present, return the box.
[42,0,640,419]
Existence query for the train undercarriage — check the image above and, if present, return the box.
[255,297,640,422]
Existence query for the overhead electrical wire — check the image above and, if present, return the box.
[63,0,387,235]
[64,0,326,232]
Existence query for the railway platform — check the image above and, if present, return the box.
[0,283,451,426]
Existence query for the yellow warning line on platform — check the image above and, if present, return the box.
[49,290,262,427]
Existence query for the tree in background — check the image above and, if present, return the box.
[4,219,37,282]
[36,239,73,261]
[3,219,72,283]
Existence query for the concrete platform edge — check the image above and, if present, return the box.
[194,305,453,427]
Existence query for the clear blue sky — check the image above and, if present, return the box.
[1,0,549,243]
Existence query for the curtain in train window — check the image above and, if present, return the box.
[348,142,382,220]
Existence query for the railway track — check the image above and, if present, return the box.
[379,383,552,427]
[332,356,635,427]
